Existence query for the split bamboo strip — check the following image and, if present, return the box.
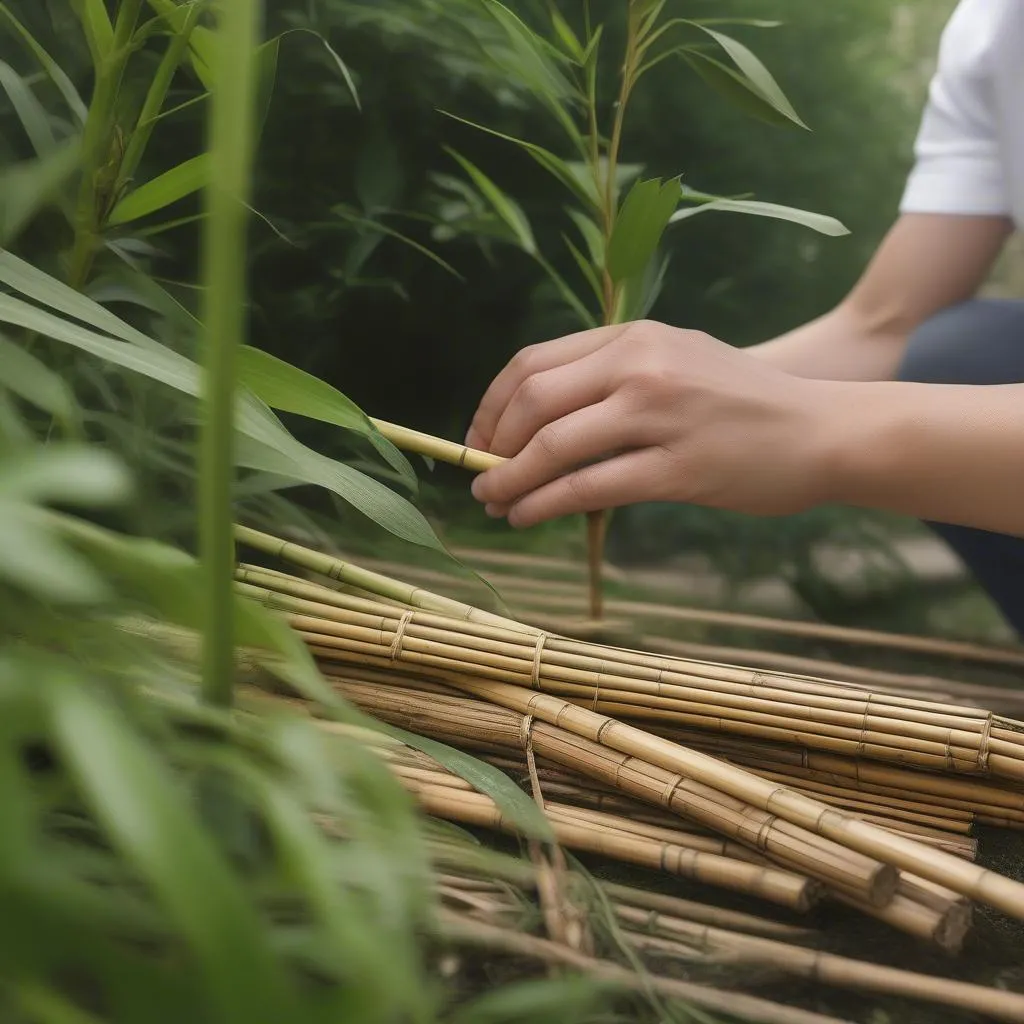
[441,909,857,1024]
[331,674,896,905]
[613,908,1024,1023]
[407,778,817,910]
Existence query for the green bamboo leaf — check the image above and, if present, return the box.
[606,178,681,285]
[0,60,55,155]
[47,681,298,1024]
[276,27,360,111]
[237,345,417,486]
[440,112,598,208]
[562,235,603,304]
[535,253,597,328]
[445,149,536,255]
[0,332,77,422]
[145,0,216,87]
[382,725,555,843]
[693,25,806,128]
[450,978,604,1024]
[0,288,444,552]
[671,194,849,236]
[332,204,463,279]
[108,154,209,226]
[0,3,87,122]
[0,447,128,505]
[681,48,800,129]
[0,139,80,246]
[567,209,605,266]
[550,9,584,62]
[71,0,114,69]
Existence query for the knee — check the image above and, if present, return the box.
[897,301,986,385]
[897,298,1024,385]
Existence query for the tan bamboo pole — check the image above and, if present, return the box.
[292,620,1009,779]
[369,418,504,473]
[441,909,858,1024]
[433,675,1024,920]
[598,881,816,940]
[234,525,534,633]
[331,673,896,905]
[407,779,818,910]
[614,908,1024,1023]
[328,545,1024,670]
[834,890,970,954]
[263,591,1013,768]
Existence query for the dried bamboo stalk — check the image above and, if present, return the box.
[441,909,858,1024]
[408,778,817,910]
[614,908,1024,1022]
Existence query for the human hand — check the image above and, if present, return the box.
[465,320,840,528]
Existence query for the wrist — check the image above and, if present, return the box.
[811,381,909,509]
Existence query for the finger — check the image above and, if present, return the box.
[486,347,621,459]
[504,447,672,528]
[465,324,628,451]
[473,399,642,506]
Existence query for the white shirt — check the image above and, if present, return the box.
[900,0,1024,229]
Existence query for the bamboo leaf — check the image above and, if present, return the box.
[237,345,418,486]
[0,60,55,155]
[440,112,598,208]
[450,977,604,1024]
[276,27,360,111]
[681,48,801,129]
[0,139,81,246]
[382,725,556,844]
[108,154,210,226]
[0,287,444,552]
[47,681,298,1024]
[0,447,128,506]
[550,9,584,62]
[0,3,87,122]
[445,149,536,255]
[0,332,77,422]
[671,194,849,236]
[145,0,216,87]
[693,25,806,129]
[606,178,681,285]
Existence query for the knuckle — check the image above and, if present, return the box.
[533,423,563,459]
[511,344,543,375]
[515,373,549,414]
[567,467,595,505]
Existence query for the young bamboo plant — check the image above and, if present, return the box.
[432,1,848,621]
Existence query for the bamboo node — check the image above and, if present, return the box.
[390,610,415,662]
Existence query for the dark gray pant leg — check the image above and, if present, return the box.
[896,299,1024,639]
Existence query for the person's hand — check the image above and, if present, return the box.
[465,320,841,528]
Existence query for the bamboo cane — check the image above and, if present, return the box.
[441,909,858,1024]
[407,779,817,910]
[332,673,897,905]
[614,907,1024,1022]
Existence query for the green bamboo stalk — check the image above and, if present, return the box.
[117,2,204,190]
[68,0,145,288]
[199,0,261,707]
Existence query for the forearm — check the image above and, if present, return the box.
[822,380,1024,536]
[748,304,909,382]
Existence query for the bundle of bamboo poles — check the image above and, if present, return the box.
[233,527,1024,1018]
[329,721,1024,1024]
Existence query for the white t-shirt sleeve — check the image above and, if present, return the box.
[900,0,1010,217]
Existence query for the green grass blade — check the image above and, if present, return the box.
[671,194,849,236]
[0,60,56,155]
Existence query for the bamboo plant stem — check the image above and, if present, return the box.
[198,0,260,707]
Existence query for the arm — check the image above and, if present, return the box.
[748,212,1012,381]
[465,321,1024,538]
